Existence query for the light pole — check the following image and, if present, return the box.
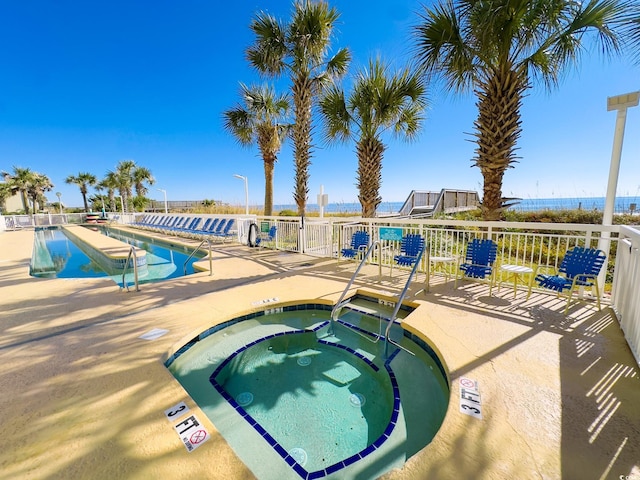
[116,195,124,214]
[233,174,249,215]
[598,90,639,289]
[56,192,62,214]
[157,188,168,214]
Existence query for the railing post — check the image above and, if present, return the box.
[208,238,212,276]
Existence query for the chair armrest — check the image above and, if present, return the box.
[532,264,557,277]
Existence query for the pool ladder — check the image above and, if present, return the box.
[183,238,213,276]
[122,246,140,292]
[330,240,427,358]
[383,241,427,358]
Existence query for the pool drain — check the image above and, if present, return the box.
[289,447,307,466]
[236,392,254,407]
[297,356,312,366]
[349,393,366,407]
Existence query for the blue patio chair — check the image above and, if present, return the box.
[390,233,426,281]
[529,246,606,314]
[341,231,369,261]
[456,238,498,294]
[256,225,277,249]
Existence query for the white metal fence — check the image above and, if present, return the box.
[612,226,640,367]
[2,212,638,366]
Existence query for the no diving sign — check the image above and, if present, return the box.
[459,377,482,419]
[165,402,211,452]
[173,414,211,452]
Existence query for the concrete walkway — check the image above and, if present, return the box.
[1,228,638,480]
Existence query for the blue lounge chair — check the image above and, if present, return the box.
[341,231,369,260]
[530,246,606,313]
[203,218,220,235]
[215,219,235,243]
[456,238,498,294]
[175,217,201,235]
[156,217,180,230]
[210,218,227,236]
[193,218,213,236]
[390,233,426,281]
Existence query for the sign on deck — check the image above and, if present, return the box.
[380,227,403,241]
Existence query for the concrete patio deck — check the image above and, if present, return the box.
[1,227,639,480]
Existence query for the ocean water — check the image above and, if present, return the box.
[274,196,639,215]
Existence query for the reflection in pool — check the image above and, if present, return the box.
[30,226,204,285]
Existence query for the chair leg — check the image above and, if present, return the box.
[526,276,534,300]
[564,290,573,315]
[489,270,495,296]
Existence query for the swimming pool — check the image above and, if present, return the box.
[167,300,449,479]
[30,226,204,285]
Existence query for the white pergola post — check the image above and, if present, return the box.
[597,91,639,292]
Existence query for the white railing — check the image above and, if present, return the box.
[0,212,123,230]
[612,226,640,367]
[3,211,637,364]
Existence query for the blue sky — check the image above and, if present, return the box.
[1,0,638,210]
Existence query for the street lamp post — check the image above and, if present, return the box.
[157,188,168,214]
[233,174,249,215]
[56,192,62,214]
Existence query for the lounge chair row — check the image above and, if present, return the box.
[133,215,236,242]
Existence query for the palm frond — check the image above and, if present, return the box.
[246,12,288,75]
[319,85,351,144]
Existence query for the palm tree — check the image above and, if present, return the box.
[100,173,119,212]
[414,0,635,220]
[65,172,97,212]
[246,0,350,216]
[0,182,13,213]
[132,166,155,198]
[223,83,291,216]
[114,160,136,213]
[320,59,427,217]
[27,172,54,213]
[2,166,35,213]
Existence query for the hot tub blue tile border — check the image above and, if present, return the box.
[208,327,401,479]
[167,299,447,479]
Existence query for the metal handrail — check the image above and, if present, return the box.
[383,241,428,358]
[183,238,212,276]
[122,246,140,292]
[330,241,382,334]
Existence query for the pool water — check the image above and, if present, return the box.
[213,331,394,472]
[167,305,449,479]
[29,226,204,285]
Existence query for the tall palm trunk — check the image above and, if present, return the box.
[263,156,276,217]
[473,68,526,220]
[292,75,314,216]
[81,190,89,212]
[20,191,30,214]
[357,137,384,218]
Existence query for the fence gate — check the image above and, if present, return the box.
[302,221,334,257]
